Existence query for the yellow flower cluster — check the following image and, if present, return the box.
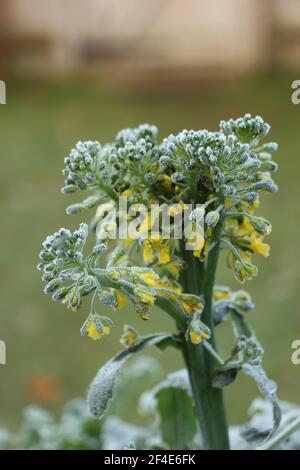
[224,206,272,282]
[143,237,171,265]
[237,218,270,257]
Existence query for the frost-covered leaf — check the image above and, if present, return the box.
[156,388,196,450]
[109,356,162,416]
[213,300,232,325]
[213,367,238,388]
[87,333,174,418]
[231,398,300,450]
[213,290,254,326]
[241,364,281,439]
[140,370,196,450]
[223,311,282,438]
[257,415,300,450]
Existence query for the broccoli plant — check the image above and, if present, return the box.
[38,115,282,450]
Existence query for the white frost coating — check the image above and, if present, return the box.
[88,354,130,418]
[139,369,191,416]
[87,333,172,418]
[242,363,281,436]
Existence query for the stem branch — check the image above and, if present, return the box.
[181,211,230,450]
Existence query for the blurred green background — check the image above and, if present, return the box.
[1,72,300,429]
[2,0,300,435]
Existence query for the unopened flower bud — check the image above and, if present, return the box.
[93,243,107,254]
[61,184,77,194]
[205,210,220,227]
[251,216,272,235]
[260,142,278,152]
[66,203,85,215]
[44,278,61,293]
[159,155,171,165]
[98,290,117,307]
[52,286,70,301]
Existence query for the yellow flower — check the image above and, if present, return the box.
[180,294,204,316]
[134,270,160,287]
[230,215,271,260]
[181,302,195,315]
[240,251,251,263]
[134,287,155,306]
[181,301,204,315]
[187,231,205,257]
[86,321,110,341]
[165,259,181,279]
[213,287,232,301]
[189,320,211,344]
[148,197,158,204]
[120,325,138,347]
[143,239,153,264]
[225,199,232,209]
[250,238,270,257]
[156,174,174,191]
[252,199,260,209]
[237,218,253,237]
[64,289,81,312]
[116,291,126,309]
[168,202,185,217]
[143,237,171,265]
[121,189,132,197]
[158,245,171,264]
[135,304,151,320]
[234,259,258,283]
[227,250,236,269]
[108,269,120,281]
[189,329,202,344]
[189,329,209,344]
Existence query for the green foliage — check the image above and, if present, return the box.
[140,370,196,450]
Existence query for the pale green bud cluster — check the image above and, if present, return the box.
[235,335,264,366]
[220,114,270,144]
[62,141,101,192]
[161,115,277,206]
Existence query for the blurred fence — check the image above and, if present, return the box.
[1,1,300,79]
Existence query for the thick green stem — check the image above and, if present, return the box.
[181,215,230,450]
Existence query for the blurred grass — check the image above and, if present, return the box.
[1,72,300,429]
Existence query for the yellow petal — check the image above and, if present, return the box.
[116,291,126,309]
[159,250,170,264]
[143,240,153,264]
[250,239,270,257]
[189,329,202,344]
